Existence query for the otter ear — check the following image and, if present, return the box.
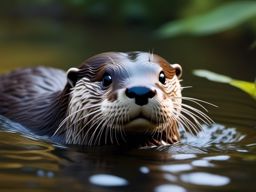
[67,67,80,87]
[171,64,182,79]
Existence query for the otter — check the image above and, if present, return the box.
[0,52,212,146]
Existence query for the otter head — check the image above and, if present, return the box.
[62,52,184,146]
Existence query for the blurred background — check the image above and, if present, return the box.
[0,0,255,81]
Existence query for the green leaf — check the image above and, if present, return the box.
[193,70,256,99]
[157,1,256,38]
[230,80,256,98]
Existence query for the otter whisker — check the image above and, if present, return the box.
[93,117,109,146]
[176,116,195,136]
[178,111,201,131]
[113,114,122,145]
[111,107,122,144]
[180,86,192,89]
[114,108,126,145]
[156,108,165,142]
[93,105,119,145]
[71,107,102,127]
[82,112,104,133]
[181,105,213,125]
[94,116,111,145]
[165,117,174,143]
[179,111,205,133]
[88,117,105,146]
[103,117,111,145]
[177,113,202,135]
[58,105,100,129]
[103,113,113,145]
[119,108,128,143]
[54,106,101,136]
[102,111,117,145]
[163,110,171,143]
[116,104,128,144]
[182,96,218,108]
[73,112,103,142]
[71,109,103,140]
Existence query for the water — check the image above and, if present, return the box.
[1,122,256,192]
[0,20,256,192]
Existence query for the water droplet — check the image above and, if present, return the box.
[89,174,128,187]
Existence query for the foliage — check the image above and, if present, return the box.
[1,0,256,37]
[194,70,256,99]
[157,1,256,37]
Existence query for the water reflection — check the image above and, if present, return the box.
[180,172,230,186]
[191,159,214,167]
[160,164,193,173]
[139,166,150,174]
[155,184,186,192]
[171,154,197,160]
[0,122,256,191]
[89,174,129,187]
[203,155,230,161]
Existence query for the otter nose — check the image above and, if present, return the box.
[125,86,156,106]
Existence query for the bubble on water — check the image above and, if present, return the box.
[89,174,128,187]
[155,184,186,192]
[181,172,230,186]
[160,164,193,173]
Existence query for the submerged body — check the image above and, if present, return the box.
[0,52,210,146]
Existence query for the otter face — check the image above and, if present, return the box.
[63,52,187,146]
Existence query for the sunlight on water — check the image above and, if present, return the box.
[160,164,193,173]
[203,155,230,161]
[191,159,214,167]
[139,166,150,174]
[155,184,186,192]
[89,174,129,187]
[180,172,230,186]
[171,154,197,160]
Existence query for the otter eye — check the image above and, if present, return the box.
[159,71,166,84]
[102,73,112,87]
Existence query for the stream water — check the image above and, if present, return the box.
[0,20,255,192]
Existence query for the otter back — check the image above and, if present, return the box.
[0,67,67,135]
